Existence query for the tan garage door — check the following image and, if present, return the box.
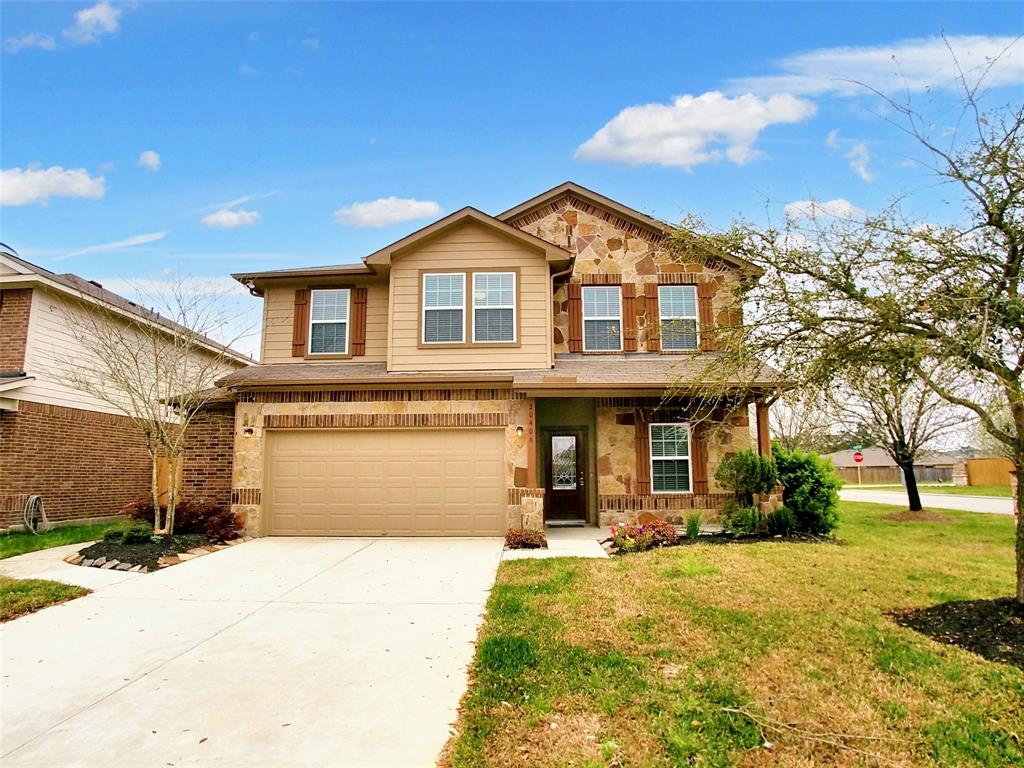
[265,429,506,536]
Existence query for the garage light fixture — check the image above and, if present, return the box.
[242,427,255,438]
[516,425,524,438]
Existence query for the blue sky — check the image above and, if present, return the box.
[2,2,1022,353]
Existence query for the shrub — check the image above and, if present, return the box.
[121,497,239,541]
[121,496,156,523]
[765,506,796,536]
[504,528,547,549]
[685,512,702,540]
[715,449,778,506]
[610,520,676,552]
[103,519,154,544]
[723,502,765,536]
[646,519,678,547]
[197,504,240,543]
[772,445,841,534]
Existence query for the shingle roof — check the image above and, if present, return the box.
[218,355,785,391]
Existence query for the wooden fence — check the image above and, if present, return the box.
[836,465,954,485]
[965,457,1014,487]
[155,456,184,505]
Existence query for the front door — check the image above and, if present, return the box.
[543,430,586,522]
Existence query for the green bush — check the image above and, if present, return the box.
[765,506,796,536]
[715,449,778,506]
[723,502,765,536]
[103,519,154,545]
[611,520,678,552]
[772,444,841,534]
[685,511,702,540]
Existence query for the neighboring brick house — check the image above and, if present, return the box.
[0,247,251,528]
[213,182,785,537]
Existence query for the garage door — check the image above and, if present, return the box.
[265,429,506,536]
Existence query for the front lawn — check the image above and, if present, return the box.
[444,502,1023,767]
[844,483,1012,498]
[0,522,113,560]
[0,575,88,621]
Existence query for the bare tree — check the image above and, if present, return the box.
[769,390,837,452]
[50,275,251,534]
[830,365,965,511]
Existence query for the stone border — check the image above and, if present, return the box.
[63,536,253,573]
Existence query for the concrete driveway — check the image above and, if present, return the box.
[1,537,503,767]
[839,487,1015,515]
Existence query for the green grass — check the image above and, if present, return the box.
[0,523,112,560]
[844,484,1012,498]
[0,575,88,621]
[444,502,1023,767]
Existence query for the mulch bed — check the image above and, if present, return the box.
[889,598,1024,670]
[77,534,209,572]
[603,530,835,555]
[882,509,956,523]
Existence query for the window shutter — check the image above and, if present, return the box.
[292,289,310,357]
[698,281,716,352]
[635,410,651,494]
[622,284,637,352]
[691,424,709,494]
[567,282,583,353]
[351,287,368,356]
[644,283,660,352]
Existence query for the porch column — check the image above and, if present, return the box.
[755,400,771,457]
[527,397,538,488]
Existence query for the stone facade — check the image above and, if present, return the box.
[229,389,535,536]
[509,197,742,355]
[0,400,151,528]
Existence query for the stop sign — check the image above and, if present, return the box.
[853,451,864,464]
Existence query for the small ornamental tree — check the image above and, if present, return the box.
[773,445,841,535]
[715,449,778,507]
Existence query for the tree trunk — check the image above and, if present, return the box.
[1015,455,1023,605]
[900,461,923,512]
[165,457,177,536]
[150,457,162,532]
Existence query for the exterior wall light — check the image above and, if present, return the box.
[242,427,255,438]
[516,425,524,438]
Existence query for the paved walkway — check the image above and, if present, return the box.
[502,525,611,560]
[840,488,1015,516]
[1,537,503,767]
[0,542,144,589]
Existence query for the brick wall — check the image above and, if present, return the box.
[0,399,151,527]
[182,405,234,508]
[0,288,32,372]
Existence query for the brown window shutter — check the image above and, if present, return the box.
[622,284,637,352]
[635,410,651,494]
[567,282,583,353]
[691,424,709,494]
[644,283,660,352]
[292,288,310,357]
[351,287,368,356]
[698,281,716,352]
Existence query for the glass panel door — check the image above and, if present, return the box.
[550,436,577,490]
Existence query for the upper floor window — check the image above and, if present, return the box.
[659,285,699,351]
[309,288,349,355]
[650,423,691,493]
[472,272,516,343]
[582,285,622,351]
[422,273,465,344]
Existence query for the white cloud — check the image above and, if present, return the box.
[238,63,258,76]
[847,142,874,182]
[301,37,320,50]
[137,150,161,171]
[4,33,57,53]
[248,32,260,43]
[63,1,123,45]
[574,91,816,170]
[58,231,168,260]
[201,209,262,229]
[825,128,840,149]
[729,35,1024,97]
[784,198,867,221]
[0,166,105,206]
[333,197,443,227]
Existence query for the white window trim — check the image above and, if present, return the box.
[582,285,623,352]
[658,285,700,351]
[307,287,351,356]
[471,271,517,343]
[421,272,466,345]
[649,422,693,495]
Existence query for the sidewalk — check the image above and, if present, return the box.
[839,488,1014,516]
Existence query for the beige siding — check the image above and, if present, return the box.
[260,281,388,364]
[20,287,236,414]
[388,221,553,372]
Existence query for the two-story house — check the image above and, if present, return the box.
[218,182,783,537]
[0,246,251,529]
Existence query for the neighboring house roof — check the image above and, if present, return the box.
[233,207,573,292]
[497,181,762,275]
[218,355,784,391]
[825,447,957,468]
[0,375,34,393]
[0,245,252,365]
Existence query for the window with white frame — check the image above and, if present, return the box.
[659,285,699,351]
[422,273,465,344]
[309,288,350,355]
[473,272,516,343]
[650,423,691,493]
[582,285,622,351]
